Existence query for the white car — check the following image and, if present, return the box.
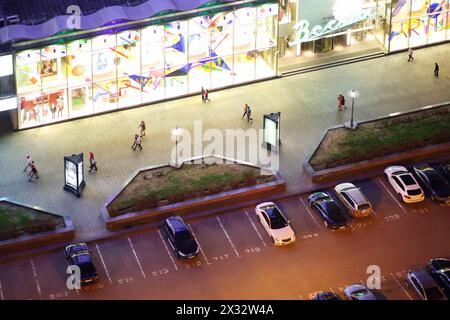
[384,166,425,203]
[255,202,295,246]
[343,284,378,300]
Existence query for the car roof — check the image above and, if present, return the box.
[166,216,188,233]
[344,187,369,204]
[410,270,436,287]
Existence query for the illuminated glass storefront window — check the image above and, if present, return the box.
[15,1,278,129]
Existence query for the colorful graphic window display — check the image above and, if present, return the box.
[15,2,279,129]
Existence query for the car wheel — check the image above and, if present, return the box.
[256,215,261,222]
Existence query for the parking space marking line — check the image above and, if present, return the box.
[188,223,211,265]
[245,210,267,248]
[299,198,322,229]
[127,237,146,279]
[0,281,4,300]
[216,217,241,257]
[30,259,42,299]
[95,243,113,284]
[377,178,407,215]
[329,287,335,294]
[157,230,178,271]
[390,273,413,300]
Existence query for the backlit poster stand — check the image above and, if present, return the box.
[63,153,85,197]
[263,112,280,151]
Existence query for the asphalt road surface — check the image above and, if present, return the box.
[0,176,449,300]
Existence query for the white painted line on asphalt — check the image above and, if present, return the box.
[188,223,211,265]
[216,217,241,257]
[95,243,113,284]
[391,273,413,300]
[329,287,336,294]
[157,229,178,271]
[245,210,267,248]
[30,259,42,299]
[299,197,322,229]
[377,178,407,215]
[0,281,4,300]
[127,237,146,279]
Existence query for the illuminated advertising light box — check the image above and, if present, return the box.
[63,153,85,197]
[263,112,280,150]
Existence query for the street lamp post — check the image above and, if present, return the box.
[345,89,359,130]
[171,126,182,168]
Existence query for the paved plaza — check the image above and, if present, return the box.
[0,43,449,235]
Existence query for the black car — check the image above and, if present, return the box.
[163,216,199,259]
[312,292,342,300]
[427,258,450,299]
[308,192,350,230]
[413,165,450,204]
[64,242,99,287]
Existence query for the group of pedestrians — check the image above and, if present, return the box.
[131,120,146,151]
[201,87,210,103]
[337,94,346,112]
[241,103,253,122]
[407,48,440,77]
[23,155,39,182]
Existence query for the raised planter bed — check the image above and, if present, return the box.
[0,198,75,254]
[101,156,286,230]
[304,103,450,182]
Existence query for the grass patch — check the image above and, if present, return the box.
[310,108,450,170]
[0,202,66,241]
[107,161,275,217]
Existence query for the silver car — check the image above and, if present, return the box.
[343,284,378,300]
[406,270,446,300]
[334,183,373,217]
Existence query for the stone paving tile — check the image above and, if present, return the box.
[0,43,449,234]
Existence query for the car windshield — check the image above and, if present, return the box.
[358,203,371,211]
[175,230,193,242]
[399,174,416,186]
[323,201,345,221]
[428,174,447,189]
[407,189,423,196]
[264,206,288,229]
[425,287,443,300]
[352,289,368,297]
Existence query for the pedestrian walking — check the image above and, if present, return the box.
[407,48,414,62]
[434,62,439,77]
[138,120,146,136]
[88,152,98,173]
[204,89,210,103]
[246,105,253,122]
[133,134,143,151]
[23,155,33,173]
[341,94,346,110]
[242,104,249,119]
[338,95,343,111]
[131,134,138,150]
[201,86,205,102]
[28,161,39,181]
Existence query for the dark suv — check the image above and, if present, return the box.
[163,216,199,259]
[64,242,99,287]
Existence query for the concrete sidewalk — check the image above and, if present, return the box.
[1,43,449,235]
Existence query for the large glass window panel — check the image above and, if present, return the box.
[210,12,234,57]
[408,14,429,46]
[188,59,211,93]
[40,45,67,89]
[233,51,255,84]
[188,31,210,62]
[164,21,188,67]
[19,91,42,128]
[391,0,412,21]
[210,55,233,89]
[234,7,257,53]
[141,26,165,70]
[428,9,448,43]
[93,79,118,113]
[165,64,188,98]
[16,49,42,94]
[67,39,93,87]
[92,34,117,82]
[68,85,93,118]
[117,30,141,77]
[40,87,68,123]
[255,47,277,80]
[389,18,410,50]
[256,3,278,49]
[118,76,143,108]
[141,68,165,103]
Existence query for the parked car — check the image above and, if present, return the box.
[384,166,425,203]
[163,216,199,259]
[406,270,446,300]
[307,192,350,230]
[440,160,450,180]
[413,165,450,205]
[343,284,378,300]
[64,242,99,287]
[427,258,450,299]
[334,183,373,217]
[255,202,295,245]
[312,292,342,300]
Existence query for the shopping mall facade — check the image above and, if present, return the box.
[0,0,448,129]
